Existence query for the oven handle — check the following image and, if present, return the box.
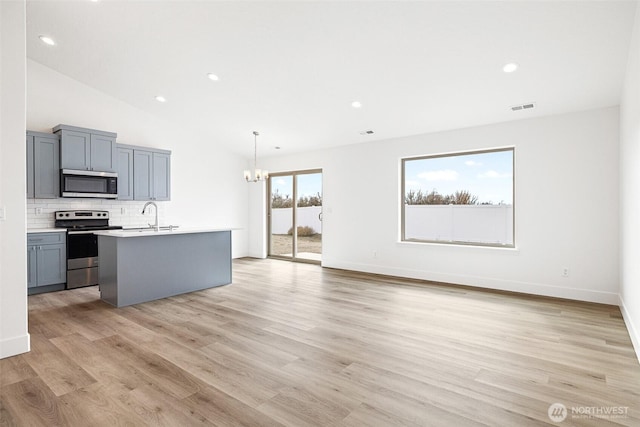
[67,230,99,235]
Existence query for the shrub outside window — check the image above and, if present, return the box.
[402,148,514,247]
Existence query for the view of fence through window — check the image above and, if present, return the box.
[402,148,514,247]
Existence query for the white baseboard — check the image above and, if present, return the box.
[619,295,640,365]
[245,251,267,259]
[0,333,30,359]
[322,259,619,305]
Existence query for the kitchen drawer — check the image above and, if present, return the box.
[27,232,65,245]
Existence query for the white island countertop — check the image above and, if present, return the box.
[94,227,237,238]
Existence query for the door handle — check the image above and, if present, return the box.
[318,212,323,221]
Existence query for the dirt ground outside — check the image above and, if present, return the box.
[270,234,322,256]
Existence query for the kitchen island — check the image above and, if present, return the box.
[95,228,232,307]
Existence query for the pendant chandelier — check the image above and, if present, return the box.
[244,131,268,182]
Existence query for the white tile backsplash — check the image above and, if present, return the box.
[27,198,168,229]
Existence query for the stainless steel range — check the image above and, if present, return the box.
[55,210,122,289]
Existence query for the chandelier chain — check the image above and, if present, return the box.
[253,131,258,172]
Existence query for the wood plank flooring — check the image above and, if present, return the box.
[1,258,639,426]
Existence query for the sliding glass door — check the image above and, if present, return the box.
[268,174,294,258]
[268,169,322,263]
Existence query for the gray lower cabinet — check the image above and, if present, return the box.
[27,245,37,287]
[54,124,117,172]
[26,131,60,199]
[27,233,66,294]
[117,146,134,200]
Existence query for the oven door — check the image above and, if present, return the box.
[66,231,99,288]
[67,232,98,263]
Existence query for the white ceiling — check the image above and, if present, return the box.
[26,1,637,158]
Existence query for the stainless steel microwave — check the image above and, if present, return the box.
[61,169,118,199]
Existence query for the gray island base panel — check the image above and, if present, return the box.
[97,230,231,307]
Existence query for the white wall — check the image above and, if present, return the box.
[0,0,30,359]
[620,3,640,362]
[247,182,267,258]
[26,60,250,258]
[251,107,620,304]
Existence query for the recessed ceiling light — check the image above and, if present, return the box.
[275,146,281,150]
[39,35,55,46]
[155,96,166,103]
[207,73,219,81]
[503,63,518,73]
[351,101,362,108]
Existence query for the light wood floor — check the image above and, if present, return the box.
[1,258,639,426]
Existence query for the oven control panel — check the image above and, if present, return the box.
[55,211,109,220]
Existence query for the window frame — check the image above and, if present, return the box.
[400,147,515,248]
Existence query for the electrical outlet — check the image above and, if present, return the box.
[0,206,5,221]
[373,250,378,258]
[35,207,43,215]
[121,207,127,215]
[562,268,569,278]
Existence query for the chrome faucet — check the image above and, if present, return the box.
[141,201,159,231]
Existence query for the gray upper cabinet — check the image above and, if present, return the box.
[90,133,117,172]
[26,134,34,199]
[132,147,171,201]
[152,152,171,201]
[58,129,90,170]
[54,124,117,172]
[133,150,153,200]
[116,145,134,200]
[26,131,60,199]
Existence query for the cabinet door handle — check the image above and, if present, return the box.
[29,238,43,242]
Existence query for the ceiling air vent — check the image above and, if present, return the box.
[359,130,374,135]
[511,102,536,112]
